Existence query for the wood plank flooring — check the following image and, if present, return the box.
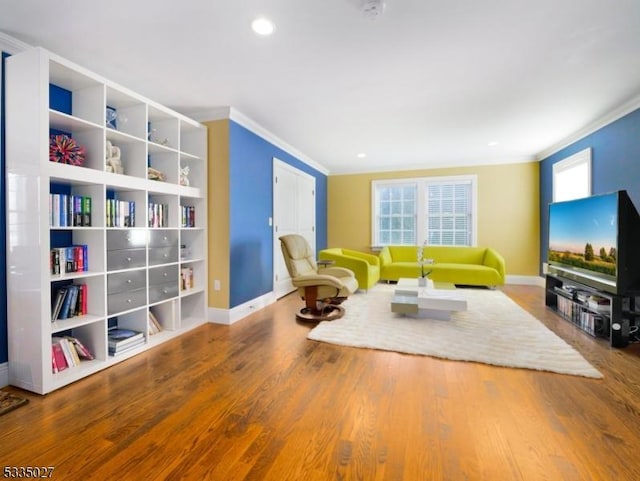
[2,284,640,480]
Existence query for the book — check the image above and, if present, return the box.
[108,328,144,348]
[73,195,83,226]
[58,285,78,320]
[109,337,145,356]
[53,337,77,367]
[80,283,88,315]
[51,341,68,373]
[64,336,94,360]
[148,311,163,335]
[51,287,67,321]
[50,249,60,275]
[82,196,91,226]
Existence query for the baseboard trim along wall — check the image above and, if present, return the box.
[208,291,277,325]
[208,277,543,325]
[506,275,545,287]
[0,363,8,388]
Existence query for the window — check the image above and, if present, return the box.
[375,183,417,245]
[553,148,591,202]
[372,175,477,247]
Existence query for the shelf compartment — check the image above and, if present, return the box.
[149,149,179,185]
[180,120,207,158]
[179,229,205,262]
[105,188,146,228]
[148,193,179,228]
[150,299,179,331]
[180,291,206,327]
[179,196,204,228]
[49,58,104,126]
[51,274,106,321]
[179,152,205,191]
[179,260,204,293]
[50,228,106,274]
[148,105,179,149]
[106,86,147,139]
[51,314,105,335]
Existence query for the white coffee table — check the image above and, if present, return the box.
[391,278,467,320]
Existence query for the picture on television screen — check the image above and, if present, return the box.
[548,193,617,277]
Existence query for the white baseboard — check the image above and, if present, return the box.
[205,277,543,325]
[506,275,545,287]
[208,291,277,325]
[0,362,8,388]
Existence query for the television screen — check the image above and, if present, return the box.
[548,190,640,295]
[549,193,617,280]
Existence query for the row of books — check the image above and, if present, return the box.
[51,336,94,373]
[148,311,163,335]
[556,296,608,337]
[52,284,88,321]
[181,205,196,228]
[149,202,169,228]
[181,267,194,290]
[50,245,88,275]
[106,199,136,227]
[49,194,92,227]
[108,327,145,356]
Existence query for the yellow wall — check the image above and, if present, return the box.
[205,120,230,308]
[327,162,540,276]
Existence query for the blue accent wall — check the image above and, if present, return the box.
[539,108,640,271]
[1,52,8,364]
[229,120,327,308]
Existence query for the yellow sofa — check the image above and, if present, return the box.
[379,245,506,286]
[319,248,381,290]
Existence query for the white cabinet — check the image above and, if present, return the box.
[5,47,208,394]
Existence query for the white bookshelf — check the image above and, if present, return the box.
[5,47,208,394]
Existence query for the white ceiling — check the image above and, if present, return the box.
[2,0,640,174]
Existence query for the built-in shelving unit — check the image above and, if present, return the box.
[5,47,208,394]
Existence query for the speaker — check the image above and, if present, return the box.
[611,319,630,348]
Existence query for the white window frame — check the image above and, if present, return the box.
[552,147,592,202]
[371,175,477,248]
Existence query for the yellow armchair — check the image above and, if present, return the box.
[319,248,380,290]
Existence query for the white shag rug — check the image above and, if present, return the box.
[307,284,602,378]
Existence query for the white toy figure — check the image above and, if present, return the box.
[180,165,190,186]
[105,140,123,174]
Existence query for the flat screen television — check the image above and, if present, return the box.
[547,190,640,295]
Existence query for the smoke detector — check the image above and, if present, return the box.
[361,0,385,20]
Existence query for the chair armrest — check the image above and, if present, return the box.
[291,273,345,289]
[483,248,506,281]
[343,249,380,266]
[322,266,357,279]
[378,246,392,266]
[319,251,372,279]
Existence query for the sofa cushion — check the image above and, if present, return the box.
[423,246,486,264]
[429,263,502,286]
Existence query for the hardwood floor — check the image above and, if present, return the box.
[2,284,640,480]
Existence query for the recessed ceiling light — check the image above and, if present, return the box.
[251,17,275,36]
[357,152,367,158]
[488,141,499,147]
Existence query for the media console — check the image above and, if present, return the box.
[545,273,639,347]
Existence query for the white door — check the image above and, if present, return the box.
[273,158,316,298]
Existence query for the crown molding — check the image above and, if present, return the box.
[0,31,31,53]
[329,155,536,176]
[190,106,231,123]
[190,106,330,176]
[536,94,640,161]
